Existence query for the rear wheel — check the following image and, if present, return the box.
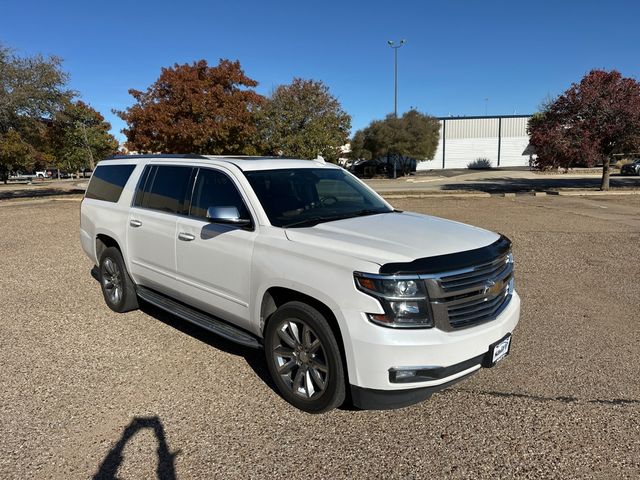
[265,301,346,413]
[99,247,139,313]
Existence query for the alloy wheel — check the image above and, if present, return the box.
[271,319,329,399]
[101,257,122,305]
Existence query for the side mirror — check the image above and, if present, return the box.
[206,206,251,227]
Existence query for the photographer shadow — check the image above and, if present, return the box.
[93,416,179,480]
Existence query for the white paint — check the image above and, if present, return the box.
[80,155,521,394]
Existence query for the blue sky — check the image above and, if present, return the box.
[2,0,639,143]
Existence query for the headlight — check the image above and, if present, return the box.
[354,273,433,328]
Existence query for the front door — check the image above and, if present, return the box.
[175,167,257,332]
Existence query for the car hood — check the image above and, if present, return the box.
[284,211,500,267]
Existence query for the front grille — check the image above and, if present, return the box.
[424,253,514,330]
[446,281,511,328]
[439,256,512,292]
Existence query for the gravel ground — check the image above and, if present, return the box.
[0,194,638,479]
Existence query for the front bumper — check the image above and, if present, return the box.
[350,369,477,410]
[339,291,520,404]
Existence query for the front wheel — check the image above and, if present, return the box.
[99,247,139,313]
[264,301,346,413]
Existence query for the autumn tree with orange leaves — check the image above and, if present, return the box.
[116,60,264,154]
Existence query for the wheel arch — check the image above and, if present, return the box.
[96,233,121,261]
[260,286,350,384]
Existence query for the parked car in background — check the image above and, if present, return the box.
[349,158,387,178]
[81,154,520,413]
[620,159,640,175]
[349,156,417,178]
[9,171,46,181]
[49,169,72,179]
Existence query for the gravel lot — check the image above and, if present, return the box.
[0,194,638,479]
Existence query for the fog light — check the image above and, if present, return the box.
[394,369,417,381]
[389,368,439,383]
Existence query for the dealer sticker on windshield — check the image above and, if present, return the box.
[491,335,511,364]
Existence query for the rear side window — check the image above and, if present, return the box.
[133,164,154,207]
[137,165,194,214]
[85,164,136,202]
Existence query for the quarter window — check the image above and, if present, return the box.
[85,164,136,203]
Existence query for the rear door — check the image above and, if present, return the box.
[127,164,195,296]
[175,166,257,331]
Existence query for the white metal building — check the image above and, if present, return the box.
[417,114,535,170]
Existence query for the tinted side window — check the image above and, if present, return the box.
[133,165,154,207]
[144,166,193,214]
[85,164,136,202]
[190,169,250,220]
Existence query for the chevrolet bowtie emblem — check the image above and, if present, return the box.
[484,279,502,296]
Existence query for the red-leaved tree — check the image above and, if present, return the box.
[116,59,264,155]
[528,70,640,190]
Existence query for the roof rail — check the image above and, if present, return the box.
[103,154,209,161]
[204,155,289,160]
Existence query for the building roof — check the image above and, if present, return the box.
[437,114,533,120]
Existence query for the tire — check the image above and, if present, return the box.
[99,247,139,313]
[264,301,346,413]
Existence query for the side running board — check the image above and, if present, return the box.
[137,286,262,349]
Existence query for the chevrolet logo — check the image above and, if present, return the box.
[483,279,503,297]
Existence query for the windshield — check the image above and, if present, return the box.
[244,168,393,228]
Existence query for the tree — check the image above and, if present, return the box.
[349,130,371,160]
[528,70,640,190]
[116,59,264,154]
[0,129,34,182]
[0,44,74,134]
[51,101,119,173]
[0,43,76,178]
[257,78,351,162]
[350,110,440,162]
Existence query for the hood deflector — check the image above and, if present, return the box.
[379,235,512,275]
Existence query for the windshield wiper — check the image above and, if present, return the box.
[283,209,391,228]
[351,208,391,217]
[283,215,351,228]
[282,217,324,228]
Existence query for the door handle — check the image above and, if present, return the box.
[129,219,142,228]
[178,232,196,242]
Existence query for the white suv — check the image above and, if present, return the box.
[80,154,520,413]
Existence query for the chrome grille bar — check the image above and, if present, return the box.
[423,252,514,331]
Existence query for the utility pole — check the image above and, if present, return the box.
[387,39,405,118]
[79,122,95,171]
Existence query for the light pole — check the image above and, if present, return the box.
[387,39,405,118]
[79,122,95,171]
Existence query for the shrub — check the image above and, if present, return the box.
[467,158,492,169]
